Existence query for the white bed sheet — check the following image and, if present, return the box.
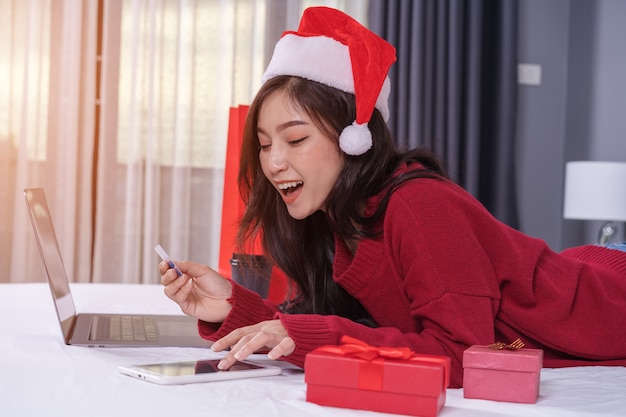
[1,283,624,417]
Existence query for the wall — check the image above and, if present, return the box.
[516,0,626,250]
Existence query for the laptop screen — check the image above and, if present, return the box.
[24,188,77,337]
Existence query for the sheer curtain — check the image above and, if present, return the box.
[93,0,268,283]
[0,0,97,283]
[93,0,367,284]
[1,0,366,284]
[1,0,267,284]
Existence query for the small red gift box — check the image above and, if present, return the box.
[463,344,543,403]
[305,336,450,417]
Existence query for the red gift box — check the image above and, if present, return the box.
[463,344,543,403]
[305,336,450,417]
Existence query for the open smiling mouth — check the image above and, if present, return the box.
[277,181,303,196]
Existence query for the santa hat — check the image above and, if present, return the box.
[261,7,397,155]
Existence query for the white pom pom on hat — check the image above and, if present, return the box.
[261,6,397,155]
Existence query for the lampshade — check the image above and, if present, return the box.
[563,161,626,222]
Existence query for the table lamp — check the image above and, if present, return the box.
[563,161,626,245]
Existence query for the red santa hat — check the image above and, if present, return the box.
[261,7,397,155]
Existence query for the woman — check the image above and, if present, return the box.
[161,7,626,387]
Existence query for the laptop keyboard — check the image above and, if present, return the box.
[93,316,158,342]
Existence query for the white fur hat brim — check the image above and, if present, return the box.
[262,34,391,122]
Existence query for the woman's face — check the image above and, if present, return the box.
[257,90,344,220]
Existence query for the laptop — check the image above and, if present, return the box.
[24,188,211,348]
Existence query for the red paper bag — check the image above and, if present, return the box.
[218,105,287,302]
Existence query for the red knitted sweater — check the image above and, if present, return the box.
[200,171,626,387]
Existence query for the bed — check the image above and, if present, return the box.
[1,283,624,417]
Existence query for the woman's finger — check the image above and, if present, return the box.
[267,336,295,359]
[160,268,178,286]
[217,331,268,370]
[211,327,246,352]
[213,321,293,370]
[158,260,170,275]
[163,273,191,300]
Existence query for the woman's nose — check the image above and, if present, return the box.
[267,146,288,173]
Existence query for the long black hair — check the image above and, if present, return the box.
[236,76,446,321]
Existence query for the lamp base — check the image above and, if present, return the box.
[598,221,618,246]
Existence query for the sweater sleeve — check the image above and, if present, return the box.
[197,281,279,341]
[275,295,497,389]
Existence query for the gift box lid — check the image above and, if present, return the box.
[463,345,543,373]
[305,337,451,397]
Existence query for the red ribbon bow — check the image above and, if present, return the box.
[316,336,450,391]
[319,335,416,361]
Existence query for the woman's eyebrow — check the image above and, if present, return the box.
[257,120,308,135]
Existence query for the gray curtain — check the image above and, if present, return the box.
[369,0,519,228]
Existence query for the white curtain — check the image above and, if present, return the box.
[1,0,367,284]
[93,0,268,283]
[0,0,97,284]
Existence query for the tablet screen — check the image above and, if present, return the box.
[136,359,266,376]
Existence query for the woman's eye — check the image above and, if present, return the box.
[288,137,307,146]
[259,144,271,151]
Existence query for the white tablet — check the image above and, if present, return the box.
[118,359,282,385]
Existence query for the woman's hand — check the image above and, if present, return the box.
[160,260,233,323]
[210,320,295,369]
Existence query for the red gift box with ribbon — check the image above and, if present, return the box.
[304,336,451,417]
[463,342,543,404]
